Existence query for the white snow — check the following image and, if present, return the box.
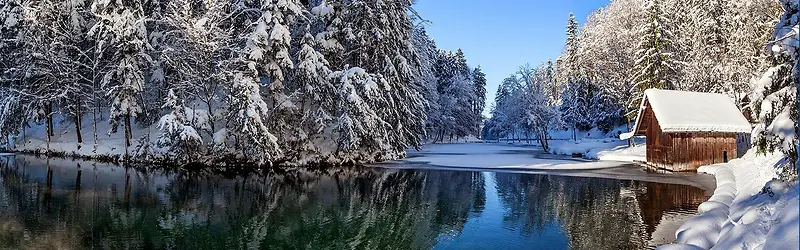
[548,137,646,163]
[632,89,752,134]
[310,2,334,17]
[402,143,629,170]
[658,150,799,250]
[594,143,646,162]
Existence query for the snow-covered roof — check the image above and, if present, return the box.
[626,89,752,138]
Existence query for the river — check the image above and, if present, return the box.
[0,151,713,249]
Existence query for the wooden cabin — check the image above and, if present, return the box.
[622,89,753,171]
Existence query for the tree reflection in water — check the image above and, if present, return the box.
[494,173,708,249]
[0,156,485,249]
[0,155,706,249]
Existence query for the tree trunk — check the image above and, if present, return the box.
[45,103,52,151]
[46,102,54,137]
[75,104,83,147]
[92,107,98,153]
[572,124,577,142]
[48,115,54,137]
[627,117,635,147]
[124,112,132,159]
[539,129,550,152]
[205,99,215,137]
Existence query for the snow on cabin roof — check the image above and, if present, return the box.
[624,89,752,139]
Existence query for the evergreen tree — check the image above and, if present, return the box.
[559,13,592,141]
[472,67,487,137]
[683,0,731,93]
[157,89,203,163]
[629,0,678,119]
[751,0,798,177]
[292,30,335,161]
[227,72,281,165]
[412,26,441,141]
[327,0,427,151]
[564,13,580,79]
[329,67,393,162]
[248,0,303,146]
[90,0,149,155]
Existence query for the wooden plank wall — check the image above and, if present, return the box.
[644,104,741,171]
[662,132,738,171]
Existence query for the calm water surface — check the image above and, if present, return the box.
[0,155,711,249]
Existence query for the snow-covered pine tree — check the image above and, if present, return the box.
[564,13,580,80]
[493,75,525,140]
[681,0,731,93]
[430,50,455,139]
[89,0,149,156]
[329,67,393,163]
[725,0,782,107]
[139,0,166,126]
[0,0,20,84]
[560,78,590,141]
[248,0,302,141]
[472,67,487,137]
[559,12,592,141]
[411,26,440,142]
[157,89,203,163]
[543,59,561,106]
[226,72,281,165]
[292,29,335,161]
[326,0,427,153]
[750,0,798,178]
[632,0,678,91]
[629,0,678,118]
[440,75,476,141]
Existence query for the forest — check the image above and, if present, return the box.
[0,0,486,166]
[0,0,797,168]
[482,0,798,168]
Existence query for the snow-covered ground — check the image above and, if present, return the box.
[658,150,799,250]
[9,113,161,161]
[498,126,648,163]
[548,137,646,162]
[402,143,628,170]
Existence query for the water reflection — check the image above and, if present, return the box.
[493,173,709,249]
[0,156,708,249]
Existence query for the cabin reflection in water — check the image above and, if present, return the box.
[0,156,708,249]
[493,173,709,249]
[637,182,711,246]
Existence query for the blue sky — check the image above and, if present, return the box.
[413,0,610,116]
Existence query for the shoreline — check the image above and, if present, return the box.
[658,151,799,249]
[1,147,374,171]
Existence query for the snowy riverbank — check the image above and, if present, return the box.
[658,150,799,250]
[548,137,646,162]
[494,126,648,163]
[401,143,628,170]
